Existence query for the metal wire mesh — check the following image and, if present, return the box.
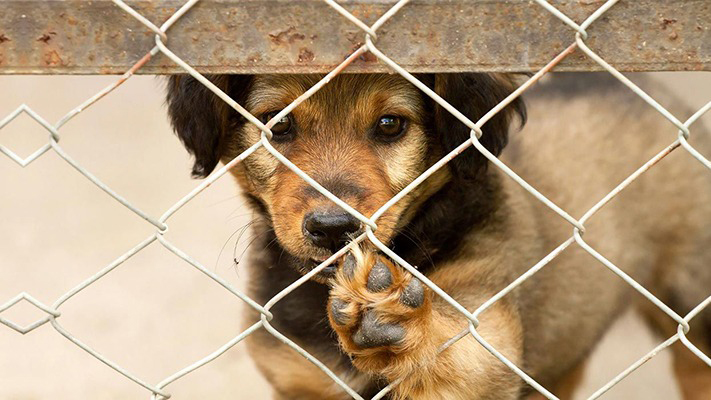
[2,1,710,399]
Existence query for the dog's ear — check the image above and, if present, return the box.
[166,74,252,178]
[434,73,526,179]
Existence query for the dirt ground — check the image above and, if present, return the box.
[1,72,709,399]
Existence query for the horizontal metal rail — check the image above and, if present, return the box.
[1,0,709,74]
[2,0,711,399]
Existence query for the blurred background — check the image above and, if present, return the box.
[0,72,709,399]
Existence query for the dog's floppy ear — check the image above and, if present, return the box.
[166,74,252,178]
[434,73,526,179]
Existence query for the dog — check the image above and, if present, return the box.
[166,72,711,399]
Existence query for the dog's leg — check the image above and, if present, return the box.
[327,251,524,400]
[247,330,357,400]
[525,358,587,400]
[639,301,711,400]
[671,343,711,400]
[551,358,587,400]
[643,308,711,399]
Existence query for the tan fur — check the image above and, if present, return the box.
[327,246,523,400]
[225,75,435,264]
[248,329,371,399]
[223,74,711,399]
[671,345,711,400]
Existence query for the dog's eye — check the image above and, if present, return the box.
[263,111,293,140]
[374,115,406,141]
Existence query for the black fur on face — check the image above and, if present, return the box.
[165,73,526,268]
[428,73,527,180]
[165,73,525,180]
[165,74,253,178]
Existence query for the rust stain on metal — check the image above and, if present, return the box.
[661,18,678,29]
[348,42,377,63]
[249,52,263,63]
[44,50,64,66]
[269,27,306,45]
[297,48,314,63]
[1,0,709,74]
[647,141,681,169]
[358,50,377,63]
[345,31,360,46]
[37,32,56,43]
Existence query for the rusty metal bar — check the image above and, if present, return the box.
[1,0,709,74]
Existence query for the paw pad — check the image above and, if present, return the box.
[366,260,392,292]
[328,251,430,353]
[400,277,424,308]
[343,253,357,279]
[352,310,405,348]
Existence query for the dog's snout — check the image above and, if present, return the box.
[303,210,361,251]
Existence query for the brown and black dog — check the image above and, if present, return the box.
[166,73,711,399]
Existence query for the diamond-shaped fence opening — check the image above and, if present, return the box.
[0,106,57,167]
[2,0,711,399]
[47,242,257,392]
[0,293,59,335]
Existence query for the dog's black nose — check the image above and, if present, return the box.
[303,210,361,251]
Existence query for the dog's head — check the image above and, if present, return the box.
[166,73,524,276]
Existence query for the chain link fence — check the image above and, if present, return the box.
[2,0,711,399]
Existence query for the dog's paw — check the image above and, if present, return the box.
[327,250,432,373]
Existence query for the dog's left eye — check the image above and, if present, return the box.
[263,111,294,140]
[374,115,406,141]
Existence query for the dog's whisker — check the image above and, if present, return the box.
[398,228,435,269]
[234,228,276,270]
[214,219,257,274]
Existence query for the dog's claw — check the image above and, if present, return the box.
[330,298,350,326]
[367,260,392,292]
[343,254,357,279]
[352,310,405,348]
[400,277,425,308]
[330,252,429,353]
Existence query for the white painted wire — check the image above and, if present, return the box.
[1,0,710,398]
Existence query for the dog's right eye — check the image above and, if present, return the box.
[263,111,294,140]
[373,115,407,142]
